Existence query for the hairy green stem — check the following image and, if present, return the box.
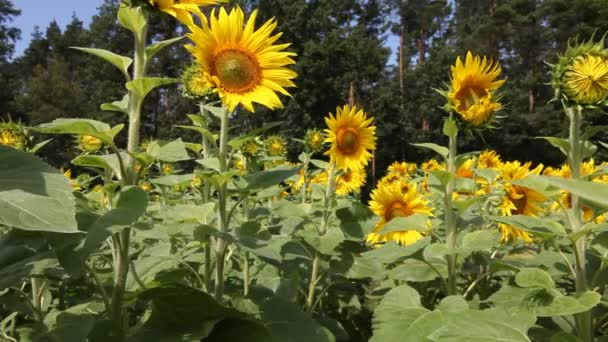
[306,253,321,311]
[567,106,592,342]
[30,277,47,322]
[445,127,458,295]
[214,106,230,300]
[111,20,147,340]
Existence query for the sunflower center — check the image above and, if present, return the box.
[212,49,261,93]
[336,128,360,154]
[386,201,413,221]
[458,84,486,111]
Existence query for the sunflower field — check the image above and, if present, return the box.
[3,1,608,341]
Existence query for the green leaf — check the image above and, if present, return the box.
[538,137,570,156]
[72,47,132,78]
[197,158,221,172]
[346,256,387,280]
[117,4,146,33]
[536,291,601,317]
[71,155,112,172]
[430,308,535,342]
[150,174,195,186]
[260,296,332,342]
[389,259,447,282]
[0,146,77,233]
[532,175,608,207]
[443,118,458,138]
[100,94,129,113]
[244,166,300,191]
[492,215,566,237]
[126,77,177,99]
[146,138,191,162]
[370,285,430,342]
[550,332,583,342]
[146,36,184,60]
[132,284,228,341]
[175,125,218,144]
[380,213,429,233]
[459,230,500,257]
[42,303,96,342]
[163,203,215,225]
[515,268,555,290]
[205,318,273,342]
[360,238,430,264]
[412,143,449,160]
[34,118,117,145]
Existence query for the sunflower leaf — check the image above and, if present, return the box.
[126,77,178,99]
[72,47,132,79]
[491,215,567,237]
[145,36,184,60]
[411,142,449,160]
[380,213,430,234]
[531,175,608,207]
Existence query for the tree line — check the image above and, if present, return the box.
[2,0,608,170]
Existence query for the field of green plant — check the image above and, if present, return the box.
[3,1,608,341]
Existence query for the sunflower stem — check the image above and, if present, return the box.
[445,118,458,295]
[567,105,592,342]
[111,18,147,341]
[214,106,230,300]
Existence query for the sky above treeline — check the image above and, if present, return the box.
[12,0,104,57]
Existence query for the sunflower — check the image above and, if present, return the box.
[62,169,82,191]
[0,122,28,150]
[365,181,433,246]
[547,159,608,222]
[498,161,546,243]
[563,55,608,104]
[185,7,297,112]
[421,159,445,172]
[477,150,502,169]
[457,158,475,178]
[324,104,376,171]
[336,168,366,196]
[305,129,325,152]
[181,63,215,99]
[78,135,103,153]
[447,51,505,127]
[162,163,174,175]
[266,135,287,157]
[148,0,225,26]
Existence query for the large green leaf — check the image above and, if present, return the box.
[0,146,77,233]
[72,47,132,78]
[515,268,555,290]
[100,94,129,113]
[244,166,300,191]
[131,284,228,341]
[42,303,96,342]
[389,259,447,282]
[146,138,191,162]
[532,175,608,207]
[381,213,430,233]
[536,291,601,317]
[260,296,332,342]
[370,285,429,342]
[34,118,123,145]
[492,215,566,237]
[430,308,535,342]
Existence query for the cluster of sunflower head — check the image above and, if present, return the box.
[76,135,104,153]
[365,151,608,248]
[0,120,30,150]
[440,51,506,129]
[551,35,608,107]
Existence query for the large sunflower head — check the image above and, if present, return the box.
[185,7,297,112]
[552,35,608,107]
[324,104,376,171]
[148,0,225,26]
[365,181,433,246]
[335,168,366,196]
[446,51,505,127]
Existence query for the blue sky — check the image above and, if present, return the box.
[12,0,104,57]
